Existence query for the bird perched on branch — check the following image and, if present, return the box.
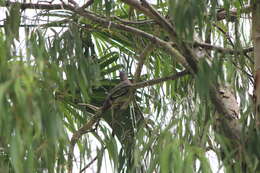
[78,71,133,112]
[102,71,133,111]
[77,71,144,162]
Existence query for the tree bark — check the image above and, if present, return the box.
[252,1,260,127]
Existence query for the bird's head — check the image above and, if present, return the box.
[119,71,128,81]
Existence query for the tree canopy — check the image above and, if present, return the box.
[0,0,259,173]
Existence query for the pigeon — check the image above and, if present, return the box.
[102,71,132,111]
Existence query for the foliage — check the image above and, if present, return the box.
[0,0,258,173]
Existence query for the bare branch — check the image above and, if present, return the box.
[112,16,154,25]
[64,6,191,71]
[132,70,190,89]
[68,114,101,173]
[120,0,154,18]
[68,70,190,173]
[213,23,234,47]
[1,1,191,72]
[193,41,253,55]
[80,0,94,9]
[4,0,68,10]
[79,155,98,173]
[68,0,79,7]
[140,0,177,40]
[121,0,197,73]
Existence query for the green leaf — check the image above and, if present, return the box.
[10,132,23,173]
[99,52,119,69]
[0,80,12,105]
[101,64,124,76]
[0,0,5,6]
[97,148,105,173]
[4,2,21,41]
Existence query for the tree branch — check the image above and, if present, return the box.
[119,0,154,19]
[134,43,155,83]
[68,0,78,7]
[121,0,198,73]
[112,16,154,25]
[139,0,177,40]
[80,0,94,10]
[132,70,190,89]
[79,155,98,173]
[216,5,252,21]
[4,0,68,10]
[65,5,191,71]
[68,70,189,173]
[68,113,101,173]
[213,23,234,47]
[193,41,253,55]
[1,1,191,72]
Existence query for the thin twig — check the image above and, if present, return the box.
[134,44,155,83]
[132,70,190,89]
[79,155,98,173]
[4,0,68,10]
[112,16,154,25]
[2,1,190,71]
[120,0,154,19]
[212,23,234,47]
[193,41,253,55]
[67,70,189,173]
[80,0,94,9]
[68,114,101,173]
[128,0,197,73]
[212,23,254,64]
[66,5,190,71]
[68,0,78,7]
[140,0,177,40]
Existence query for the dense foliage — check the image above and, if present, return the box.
[0,0,259,173]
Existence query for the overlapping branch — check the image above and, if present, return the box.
[1,0,249,171]
[67,70,189,173]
